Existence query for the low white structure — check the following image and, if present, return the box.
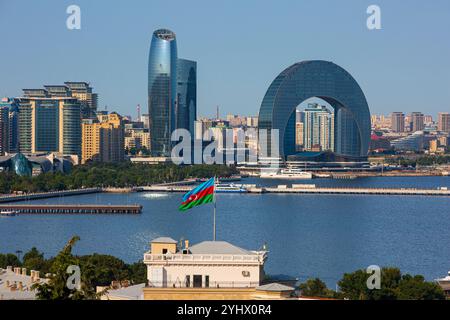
[0,266,47,300]
[143,237,267,289]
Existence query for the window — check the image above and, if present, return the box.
[205,275,209,288]
[185,275,190,288]
[162,248,168,254]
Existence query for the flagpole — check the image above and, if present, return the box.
[213,176,217,241]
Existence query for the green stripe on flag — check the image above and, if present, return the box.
[179,194,214,212]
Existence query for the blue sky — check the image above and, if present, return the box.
[1,0,449,118]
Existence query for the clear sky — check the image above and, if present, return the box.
[1,0,449,119]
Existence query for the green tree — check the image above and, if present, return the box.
[299,278,335,298]
[0,253,21,268]
[32,236,95,300]
[22,247,51,275]
[396,274,445,300]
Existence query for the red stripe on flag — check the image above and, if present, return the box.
[181,185,214,206]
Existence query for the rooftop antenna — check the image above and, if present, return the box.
[216,105,219,120]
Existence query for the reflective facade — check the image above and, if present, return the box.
[176,59,197,135]
[17,95,82,156]
[258,61,371,159]
[148,29,178,156]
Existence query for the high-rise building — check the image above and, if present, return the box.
[17,90,82,157]
[64,82,98,118]
[424,115,433,125]
[81,112,124,163]
[303,103,334,152]
[438,112,450,133]
[0,106,9,155]
[148,29,178,156]
[177,59,197,135]
[411,112,425,132]
[295,122,304,151]
[125,128,150,151]
[0,98,19,154]
[258,61,370,159]
[391,112,405,133]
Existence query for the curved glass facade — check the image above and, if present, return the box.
[148,29,178,156]
[258,61,371,158]
[11,153,32,177]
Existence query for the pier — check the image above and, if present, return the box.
[0,204,142,214]
[0,188,101,203]
[143,185,450,197]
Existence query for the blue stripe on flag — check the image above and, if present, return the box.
[182,177,215,202]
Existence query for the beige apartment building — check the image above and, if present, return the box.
[81,112,124,163]
[124,128,150,151]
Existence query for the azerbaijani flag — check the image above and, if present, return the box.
[179,177,215,212]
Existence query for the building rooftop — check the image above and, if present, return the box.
[102,283,145,300]
[189,241,255,255]
[0,267,47,300]
[151,237,177,244]
[256,283,294,292]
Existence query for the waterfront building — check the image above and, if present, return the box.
[81,112,124,163]
[64,82,98,118]
[177,58,197,135]
[391,131,424,152]
[17,89,82,157]
[0,152,75,176]
[303,103,334,152]
[258,61,370,160]
[391,112,405,133]
[411,112,425,132]
[148,29,178,156]
[438,112,450,133]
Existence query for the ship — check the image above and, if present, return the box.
[215,183,248,193]
[260,168,313,180]
[0,210,17,217]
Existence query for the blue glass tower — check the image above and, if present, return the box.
[258,61,371,160]
[148,29,178,156]
[176,59,197,136]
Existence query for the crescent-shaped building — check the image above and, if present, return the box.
[258,61,371,161]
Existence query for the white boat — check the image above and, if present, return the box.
[260,169,313,180]
[215,183,248,193]
[0,210,17,217]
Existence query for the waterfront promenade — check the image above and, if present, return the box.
[143,185,450,197]
[0,188,101,203]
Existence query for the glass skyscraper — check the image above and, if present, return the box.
[176,59,197,136]
[258,60,371,159]
[148,29,178,156]
[18,89,82,157]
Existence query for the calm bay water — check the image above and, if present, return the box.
[0,176,449,287]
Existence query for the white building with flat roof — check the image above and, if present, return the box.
[143,237,267,289]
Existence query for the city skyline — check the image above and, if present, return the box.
[1,0,450,118]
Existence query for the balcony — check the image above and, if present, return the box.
[143,252,266,264]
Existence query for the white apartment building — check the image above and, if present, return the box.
[143,237,267,289]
